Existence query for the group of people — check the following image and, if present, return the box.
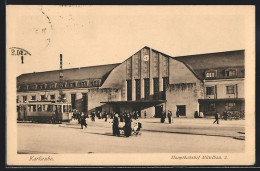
[112,112,142,137]
[161,110,173,124]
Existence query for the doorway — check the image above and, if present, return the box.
[155,105,163,118]
[177,105,186,116]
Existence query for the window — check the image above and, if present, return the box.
[28,105,36,112]
[153,78,159,100]
[127,80,132,101]
[144,79,150,100]
[57,105,62,112]
[206,87,215,95]
[162,77,169,100]
[50,95,55,100]
[207,103,216,111]
[63,105,68,112]
[226,85,235,94]
[226,102,237,111]
[31,95,36,100]
[23,96,27,102]
[135,79,141,100]
[47,105,53,112]
[205,71,217,78]
[41,95,46,100]
[225,69,236,77]
[37,105,42,112]
[16,96,19,103]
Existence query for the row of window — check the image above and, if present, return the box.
[17,79,101,91]
[207,102,238,111]
[126,77,169,101]
[205,69,238,78]
[206,85,236,95]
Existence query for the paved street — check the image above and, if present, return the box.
[18,118,245,154]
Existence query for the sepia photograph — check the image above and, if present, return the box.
[6,5,255,166]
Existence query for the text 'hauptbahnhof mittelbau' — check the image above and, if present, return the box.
[16,46,245,120]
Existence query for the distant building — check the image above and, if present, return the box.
[17,46,244,118]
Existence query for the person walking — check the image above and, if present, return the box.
[80,113,87,129]
[213,112,219,124]
[112,114,120,136]
[167,110,172,124]
[124,113,132,137]
[104,111,108,122]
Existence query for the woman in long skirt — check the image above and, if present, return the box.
[124,114,132,137]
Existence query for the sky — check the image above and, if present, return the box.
[6,5,251,76]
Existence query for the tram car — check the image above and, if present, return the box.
[17,101,73,123]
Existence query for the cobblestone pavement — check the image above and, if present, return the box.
[18,117,245,154]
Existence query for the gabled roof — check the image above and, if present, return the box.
[17,63,120,84]
[174,50,245,80]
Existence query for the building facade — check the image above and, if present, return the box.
[17,46,245,118]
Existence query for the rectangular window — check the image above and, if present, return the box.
[226,85,235,94]
[153,78,159,100]
[207,103,216,111]
[225,70,236,77]
[135,79,141,100]
[23,96,27,102]
[41,95,46,100]
[162,77,169,100]
[57,105,62,113]
[226,102,237,111]
[144,79,150,100]
[37,105,42,112]
[206,71,216,78]
[28,105,36,112]
[206,87,215,95]
[127,80,132,101]
[82,93,87,112]
[47,105,53,112]
[63,105,68,112]
[31,95,36,100]
[71,94,76,109]
[16,96,19,103]
[50,95,55,100]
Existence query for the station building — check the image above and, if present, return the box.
[17,46,245,118]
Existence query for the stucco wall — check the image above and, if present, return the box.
[166,81,204,118]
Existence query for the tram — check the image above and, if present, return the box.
[17,100,73,123]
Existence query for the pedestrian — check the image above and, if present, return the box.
[134,111,138,120]
[104,111,108,122]
[80,113,87,129]
[112,114,120,136]
[176,109,180,117]
[91,111,95,122]
[213,112,219,124]
[161,111,166,123]
[124,113,132,137]
[167,110,172,124]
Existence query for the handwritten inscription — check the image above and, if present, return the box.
[171,155,227,160]
[29,156,54,161]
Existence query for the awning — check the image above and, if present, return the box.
[198,98,245,103]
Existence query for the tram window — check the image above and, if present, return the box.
[42,105,46,111]
[28,105,36,112]
[68,105,72,112]
[63,105,67,112]
[57,105,62,113]
[37,105,42,112]
[47,105,53,112]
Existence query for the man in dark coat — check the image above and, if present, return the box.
[213,112,219,124]
[80,113,87,129]
[124,113,132,137]
[112,114,120,136]
[167,110,172,124]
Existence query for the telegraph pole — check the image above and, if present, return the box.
[59,54,64,101]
